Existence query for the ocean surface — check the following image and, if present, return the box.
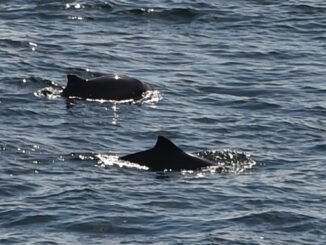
[1,0,325,244]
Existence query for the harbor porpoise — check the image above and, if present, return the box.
[120,136,215,171]
[62,74,149,100]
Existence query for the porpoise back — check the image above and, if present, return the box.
[62,74,149,100]
[120,136,214,171]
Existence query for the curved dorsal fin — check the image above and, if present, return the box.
[153,136,184,153]
[67,74,85,85]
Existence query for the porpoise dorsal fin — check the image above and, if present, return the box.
[67,74,85,86]
[153,136,184,153]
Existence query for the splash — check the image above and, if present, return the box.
[138,90,162,105]
[195,149,256,174]
[72,89,162,105]
[28,42,37,51]
[33,79,63,99]
[65,3,83,9]
[34,86,63,99]
[96,154,149,170]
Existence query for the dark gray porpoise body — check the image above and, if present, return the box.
[120,136,215,171]
[62,74,149,100]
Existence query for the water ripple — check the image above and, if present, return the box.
[1,0,325,244]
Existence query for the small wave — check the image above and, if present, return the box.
[115,7,200,21]
[62,218,145,234]
[1,2,111,21]
[0,181,37,197]
[3,214,56,228]
[290,4,326,14]
[231,98,282,110]
[12,2,201,23]
[34,1,113,11]
[0,38,41,52]
[0,38,25,48]
[229,210,317,226]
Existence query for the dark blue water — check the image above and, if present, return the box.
[1,0,326,244]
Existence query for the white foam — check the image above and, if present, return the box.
[96,154,149,170]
